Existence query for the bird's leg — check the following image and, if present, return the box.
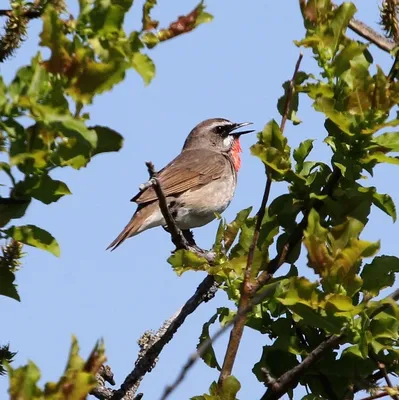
[182,229,196,246]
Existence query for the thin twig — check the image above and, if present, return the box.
[217,176,272,385]
[145,162,189,250]
[216,51,304,386]
[370,354,399,400]
[360,392,393,400]
[92,162,221,399]
[161,282,399,400]
[258,287,399,400]
[110,276,219,400]
[260,334,343,400]
[280,52,304,132]
[159,284,278,400]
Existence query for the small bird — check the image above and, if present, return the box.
[107,118,254,251]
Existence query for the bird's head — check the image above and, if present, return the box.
[182,118,254,154]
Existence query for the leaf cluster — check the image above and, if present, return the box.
[168,1,399,398]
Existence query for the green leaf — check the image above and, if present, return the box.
[216,376,241,399]
[332,42,368,77]
[372,132,399,152]
[132,52,155,85]
[8,361,42,399]
[361,256,399,296]
[372,192,396,222]
[13,175,71,205]
[192,376,240,400]
[90,126,124,156]
[294,139,314,172]
[303,209,332,277]
[314,98,354,135]
[0,267,20,301]
[250,119,291,177]
[253,345,299,383]
[197,313,221,371]
[224,207,252,252]
[330,2,357,55]
[361,152,399,166]
[68,60,128,104]
[5,225,60,257]
[168,249,209,276]
[277,71,310,125]
[47,116,98,148]
[0,199,30,228]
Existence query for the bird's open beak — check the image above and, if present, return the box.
[229,122,255,136]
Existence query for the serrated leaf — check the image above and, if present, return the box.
[90,126,124,156]
[303,209,332,276]
[5,225,60,257]
[168,249,209,276]
[372,192,396,222]
[13,175,71,205]
[277,71,310,125]
[361,256,399,296]
[250,120,291,177]
[224,207,252,252]
[0,199,30,228]
[197,313,221,371]
[361,152,399,166]
[330,2,357,54]
[253,345,299,383]
[132,52,155,85]
[68,59,128,104]
[294,139,314,172]
[372,132,399,152]
[0,267,20,301]
[8,361,42,399]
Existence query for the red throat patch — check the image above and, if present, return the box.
[231,138,242,172]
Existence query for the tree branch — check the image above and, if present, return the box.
[145,161,189,250]
[91,161,220,400]
[360,392,393,400]
[370,354,399,400]
[110,276,219,400]
[216,52,304,386]
[259,287,399,400]
[260,334,343,400]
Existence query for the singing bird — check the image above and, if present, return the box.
[107,118,254,250]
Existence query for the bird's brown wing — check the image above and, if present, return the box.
[131,149,230,205]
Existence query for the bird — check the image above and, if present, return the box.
[107,118,254,251]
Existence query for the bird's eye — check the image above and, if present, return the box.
[214,125,226,135]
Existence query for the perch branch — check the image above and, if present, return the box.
[98,162,219,400]
[145,162,189,250]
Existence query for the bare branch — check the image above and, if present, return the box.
[348,16,395,52]
[370,354,399,400]
[92,162,221,400]
[91,365,116,399]
[111,275,219,400]
[145,161,189,250]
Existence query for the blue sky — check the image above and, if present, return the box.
[0,1,398,399]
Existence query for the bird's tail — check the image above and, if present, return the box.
[106,202,160,251]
